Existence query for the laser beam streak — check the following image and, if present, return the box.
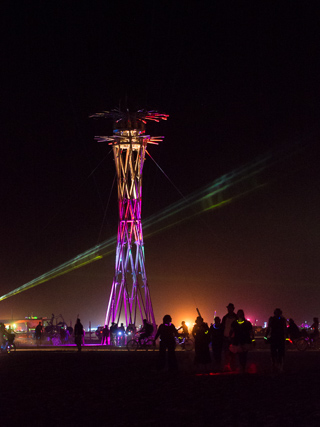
[0,142,308,301]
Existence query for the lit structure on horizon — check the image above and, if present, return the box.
[90,109,169,329]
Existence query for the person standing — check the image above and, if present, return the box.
[118,323,125,346]
[0,323,8,350]
[101,325,109,345]
[126,323,136,339]
[221,303,238,371]
[192,316,211,368]
[209,316,224,371]
[60,326,67,344]
[265,308,287,373]
[35,322,43,346]
[154,315,178,372]
[310,317,319,342]
[110,323,118,346]
[229,310,254,373]
[74,318,84,352]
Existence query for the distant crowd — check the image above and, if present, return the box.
[1,304,319,374]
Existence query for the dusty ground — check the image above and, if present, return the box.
[1,347,320,426]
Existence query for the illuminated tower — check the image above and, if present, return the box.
[90,109,168,329]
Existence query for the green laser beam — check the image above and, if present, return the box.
[0,142,306,301]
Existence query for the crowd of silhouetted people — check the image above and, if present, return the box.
[69,306,319,373]
[152,304,319,374]
[1,305,319,373]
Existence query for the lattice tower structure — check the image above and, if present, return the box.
[90,110,169,330]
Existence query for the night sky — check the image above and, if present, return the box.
[1,2,320,328]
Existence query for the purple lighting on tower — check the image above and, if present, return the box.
[90,109,169,331]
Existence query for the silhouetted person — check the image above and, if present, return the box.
[67,326,73,339]
[177,320,189,349]
[0,323,7,349]
[229,309,253,373]
[126,323,136,338]
[177,321,189,339]
[265,308,287,373]
[110,323,118,346]
[139,319,153,342]
[221,303,238,371]
[209,316,224,371]
[65,327,71,343]
[288,318,301,341]
[192,316,211,367]
[74,318,84,352]
[101,325,109,345]
[137,319,153,348]
[310,317,319,341]
[35,322,43,345]
[118,323,125,346]
[60,326,67,343]
[154,315,178,371]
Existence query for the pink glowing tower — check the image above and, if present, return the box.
[90,109,168,329]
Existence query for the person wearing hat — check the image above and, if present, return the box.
[192,316,211,367]
[221,303,238,371]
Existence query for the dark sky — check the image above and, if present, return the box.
[1,1,320,328]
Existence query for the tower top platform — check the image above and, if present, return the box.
[90,109,169,147]
[89,109,169,128]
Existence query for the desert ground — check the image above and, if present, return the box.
[1,345,320,427]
